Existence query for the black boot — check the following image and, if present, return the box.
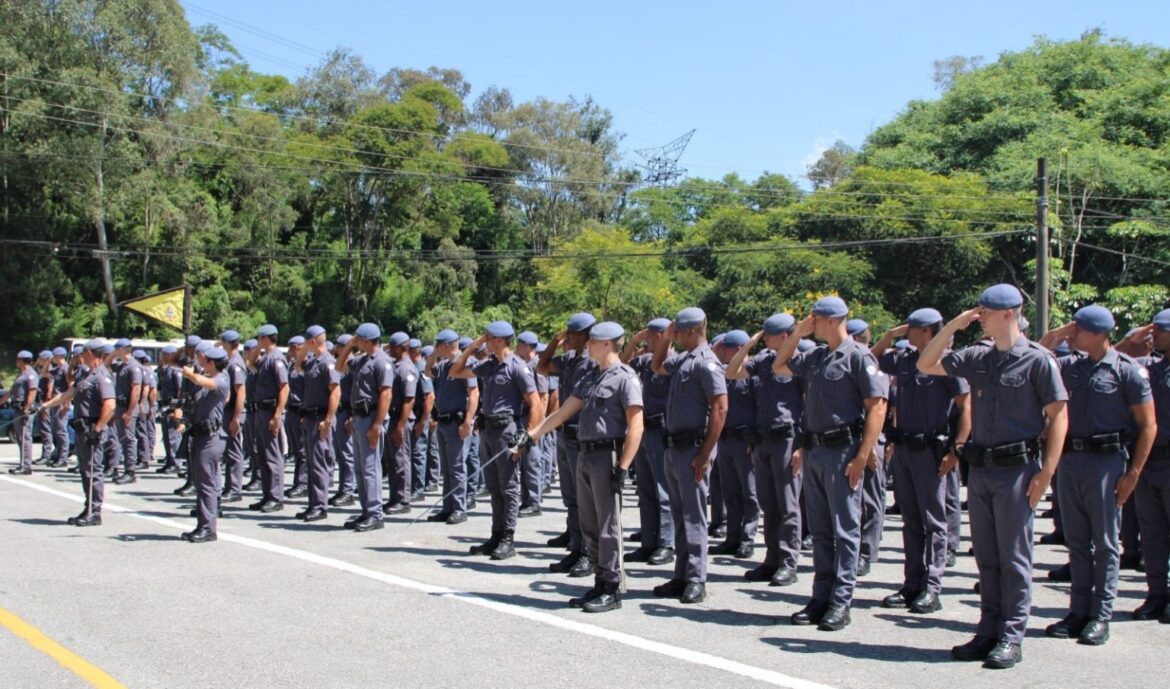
[490,530,516,560]
[583,580,622,613]
[470,531,501,556]
[570,575,604,608]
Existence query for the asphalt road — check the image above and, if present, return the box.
[1,440,1167,689]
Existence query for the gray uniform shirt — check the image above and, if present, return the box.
[1057,349,1151,436]
[254,350,289,402]
[631,351,670,418]
[391,358,418,417]
[74,365,115,419]
[303,351,340,410]
[470,353,537,418]
[942,336,1067,447]
[663,342,727,433]
[192,371,230,429]
[10,368,39,409]
[1140,355,1170,446]
[433,359,478,415]
[881,349,969,434]
[351,350,394,406]
[550,350,597,421]
[746,350,805,430]
[114,359,143,408]
[572,363,644,442]
[787,337,888,433]
[225,353,247,412]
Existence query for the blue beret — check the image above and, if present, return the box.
[72,345,84,354]
[355,323,381,341]
[485,321,515,338]
[535,343,548,354]
[846,319,869,336]
[407,338,421,349]
[161,345,179,354]
[38,350,52,360]
[16,350,33,360]
[257,324,278,338]
[894,339,910,351]
[52,347,67,357]
[590,321,625,340]
[388,331,409,346]
[1074,305,1115,333]
[796,339,816,353]
[457,336,473,349]
[567,312,597,332]
[185,335,202,347]
[721,329,750,347]
[1018,314,1030,330]
[325,341,334,351]
[305,325,326,339]
[517,331,539,346]
[195,342,212,354]
[1053,341,1071,356]
[242,339,258,350]
[647,318,671,333]
[675,307,706,329]
[101,343,115,355]
[84,339,105,353]
[220,329,241,343]
[978,284,1023,310]
[421,345,434,357]
[114,338,132,348]
[288,335,305,346]
[763,313,795,335]
[205,347,228,362]
[1152,309,1170,330]
[811,297,848,318]
[336,334,353,346]
[132,349,146,360]
[475,343,488,353]
[907,308,943,328]
[711,333,725,346]
[434,329,458,344]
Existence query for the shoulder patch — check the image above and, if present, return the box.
[705,361,719,372]
[1138,367,1150,379]
[406,374,415,382]
[866,364,877,375]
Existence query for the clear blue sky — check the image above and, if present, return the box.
[180,0,1170,186]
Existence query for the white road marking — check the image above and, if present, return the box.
[1,476,837,689]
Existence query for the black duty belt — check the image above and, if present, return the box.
[258,399,277,411]
[435,410,466,425]
[338,402,351,415]
[115,396,129,405]
[1064,432,1123,454]
[581,437,623,452]
[287,402,303,412]
[484,413,517,429]
[352,400,374,418]
[962,440,1039,468]
[244,401,258,412]
[189,420,222,437]
[644,413,665,430]
[664,429,705,449]
[562,423,579,441]
[761,422,796,441]
[888,427,950,452]
[300,406,326,418]
[70,417,99,430]
[1147,446,1170,463]
[720,424,758,443]
[804,421,864,449]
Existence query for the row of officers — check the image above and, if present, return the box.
[11,283,1170,670]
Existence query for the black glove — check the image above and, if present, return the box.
[506,430,531,453]
[610,467,628,494]
[85,429,101,443]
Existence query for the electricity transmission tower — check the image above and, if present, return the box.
[633,129,695,187]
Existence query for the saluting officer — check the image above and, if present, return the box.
[649,307,727,604]
[711,329,760,559]
[516,330,549,517]
[530,322,644,612]
[111,338,143,484]
[1038,306,1154,645]
[285,335,308,499]
[725,313,805,587]
[871,308,971,615]
[155,346,184,474]
[43,348,72,468]
[344,323,394,532]
[330,334,358,507]
[385,332,418,514]
[251,325,290,513]
[918,284,1069,669]
[241,339,262,492]
[219,330,248,503]
[425,329,478,525]
[297,325,341,522]
[34,351,55,466]
[180,346,231,543]
[4,351,40,474]
[450,321,541,561]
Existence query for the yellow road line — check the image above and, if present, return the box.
[0,606,129,689]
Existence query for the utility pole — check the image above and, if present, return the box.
[1034,157,1050,339]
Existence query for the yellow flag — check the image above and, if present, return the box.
[122,287,187,331]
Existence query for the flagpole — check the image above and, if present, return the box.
[183,284,192,341]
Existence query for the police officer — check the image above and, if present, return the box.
[4,350,39,474]
[284,335,308,499]
[34,351,55,465]
[1037,306,1154,644]
[43,340,114,526]
[530,322,644,612]
[155,346,184,474]
[408,338,434,499]
[219,330,248,503]
[129,350,154,470]
[180,346,231,543]
[516,330,549,517]
[251,325,289,513]
[623,318,676,565]
[343,323,394,532]
[1120,309,1170,622]
[330,334,358,507]
[450,321,541,560]
[918,284,1069,669]
[711,329,760,559]
[297,325,340,522]
[425,330,478,524]
[871,308,971,614]
[649,307,727,604]
[771,298,888,631]
[42,347,72,468]
[384,332,417,513]
[537,313,599,577]
[846,319,885,576]
[725,313,805,587]
[241,339,262,491]
[110,338,143,484]
[460,336,485,500]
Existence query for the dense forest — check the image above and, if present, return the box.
[2,1,1168,351]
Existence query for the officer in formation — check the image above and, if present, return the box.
[409,339,436,500]
[847,318,887,577]
[241,339,262,492]
[3,350,40,474]
[649,307,727,604]
[330,334,358,507]
[284,335,308,499]
[342,323,393,532]
[180,346,231,543]
[515,330,549,518]
[219,331,248,503]
[449,321,541,560]
[529,321,644,612]
[1037,306,1155,644]
[133,350,158,471]
[918,284,1069,669]
[712,329,759,559]
[252,325,290,512]
[622,318,675,566]
[154,346,183,474]
[296,325,340,522]
[36,347,72,468]
[425,330,478,525]
[537,313,598,577]
[110,338,143,484]
[383,332,417,513]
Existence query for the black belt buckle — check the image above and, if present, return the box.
[766,423,794,440]
[902,433,931,452]
[582,437,623,452]
[486,414,514,429]
[563,423,579,440]
[352,401,373,418]
[259,399,277,411]
[644,413,665,430]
